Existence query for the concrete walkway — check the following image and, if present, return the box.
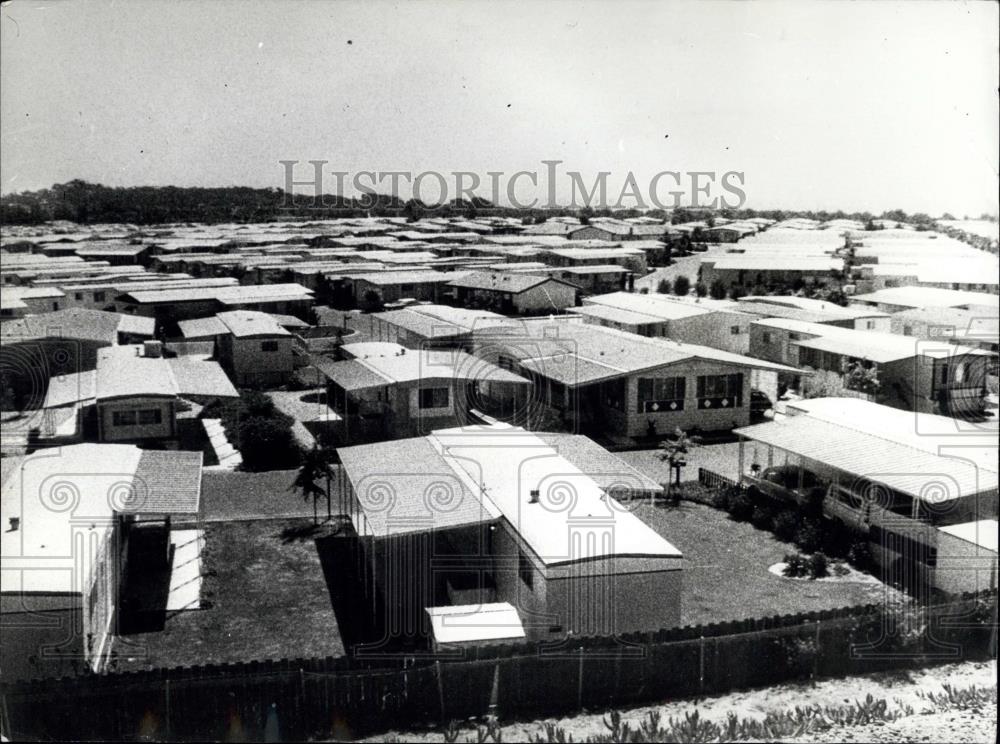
[166,529,204,612]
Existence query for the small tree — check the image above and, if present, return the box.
[709,279,727,300]
[658,428,699,505]
[292,446,335,524]
[673,275,691,296]
[694,281,708,298]
[656,278,673,294]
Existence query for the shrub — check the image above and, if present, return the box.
[657,278,673,294]
[694,281,708,298]
[728,491,756,522]
[237,415,301,472]
[809,551,830,579]
[751,504,775,531]
[712,488,733,511]
[709,279,727,300]
[847,538,873,570]
[783,553,809,578]
[794,520,824,553]
[772,510,800,542]
[673,275,691,296]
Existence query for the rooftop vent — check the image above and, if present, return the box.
[529,489,540,504]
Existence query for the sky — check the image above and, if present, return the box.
[1,0,997,216]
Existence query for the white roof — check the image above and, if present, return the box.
[738,399,998,500]
[850,287,1000,311]
[338,423,677,568]
[428,424,681,566]
[753,317,987,363]
[1,444,203,594]
[426,603,526,644]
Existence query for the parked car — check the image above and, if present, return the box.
[749,389,773,415]
[744,464,827,511]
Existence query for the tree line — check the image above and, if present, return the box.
[0,180,982,227]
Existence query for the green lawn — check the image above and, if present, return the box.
[632,502,904,627]
[618,442,743,485]
[114,519,344,671]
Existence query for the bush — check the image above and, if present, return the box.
[728,491,756,522]
[237,416,301,472]
[772,510,800,542]
[783,553,809,578]
[709,279,727,300]
[673,275,691,296]
[712,488,733,511]
[694,281,708,298]
[847,538,873,571]
[751,504,775,531]
[809,552,830,579]
[794,520,824,553]
[657,278,673,294]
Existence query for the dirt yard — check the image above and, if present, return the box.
[363,660,996,743]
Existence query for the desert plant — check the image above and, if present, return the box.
[783,552,810,578]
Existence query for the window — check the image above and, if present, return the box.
[730,325,741,335]
[902,325,913,336]
[696,373,743,409]
[93,292,105,303]
[112,410,138,426]
[637,376,686,413]
[865,320,875,330]
[418,387,450,409]
[74,292,83,301]
[52,302,60,311]
[261,340,279,352]
[518,550,534,589]
[137,409,162,425]
[762,331,773,343]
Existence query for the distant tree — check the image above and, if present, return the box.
[673,275,691,296]
[843,360,880,396]
[361,289,384,311]
[800,369,847,398]
[709,279,727,300]
[579,207,594,225]
[533,214,548,224]
[238,416,300,472]
[656,278,673,294]
[729,285,747,300]
[694,281,708,298]
[940,212,956,221]
[705,216,716,228]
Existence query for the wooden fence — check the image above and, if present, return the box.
[2,592,995,742]
[697,466,742,492]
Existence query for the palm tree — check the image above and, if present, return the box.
[658,428,701,506]
[292,446,335,524]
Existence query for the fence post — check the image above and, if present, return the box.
[813,620,821,682]
[435,660,445,724]
[699,636,705,693]
[164,678,171,740]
